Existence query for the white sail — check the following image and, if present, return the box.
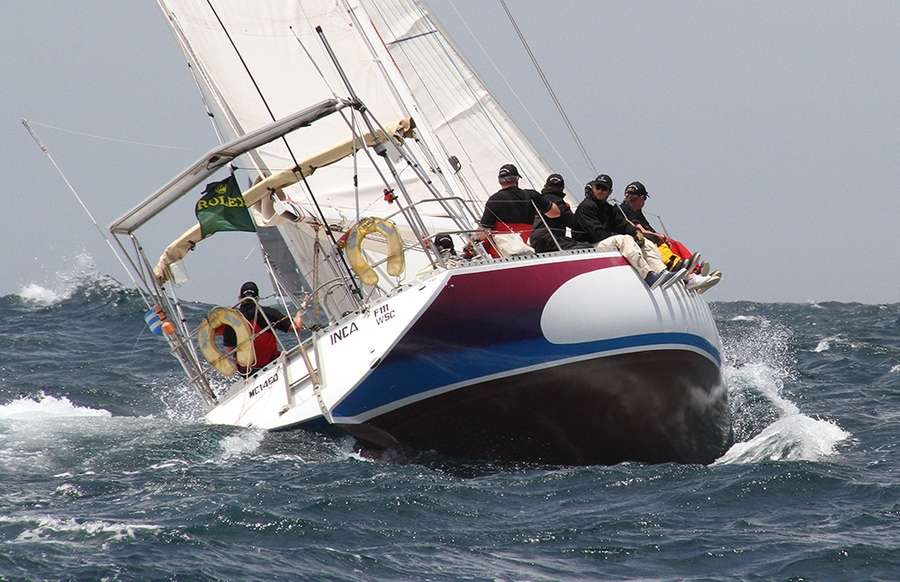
[157,0,555,212]
[151,0,561,318]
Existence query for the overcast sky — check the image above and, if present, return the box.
[3,1,899,305]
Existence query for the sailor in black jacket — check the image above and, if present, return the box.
[573,175,671,288]
[529,174,591,253]
[472,164,559,256]
[618,181,721,292]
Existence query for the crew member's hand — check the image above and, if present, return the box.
[633,230,645,245]
[292,312,304,330]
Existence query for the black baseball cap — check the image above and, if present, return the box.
[240,281,259,298]
[587,174,613,190]
[625,181,649,198]
[545,173,564,188]
[498,164,520,178]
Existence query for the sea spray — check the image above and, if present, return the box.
[714,307,849,463]
[16,252,120,308]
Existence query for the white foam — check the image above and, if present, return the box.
[727,361,792,408]
[17,283,66,307]
[0,516,160,543]
[0,394,111,421]
[54,483,84,497]
[216,428,266,460]
[715,414,848,464]
[16,252,122,308]
[719,314,850,465]
[730,315,758,322]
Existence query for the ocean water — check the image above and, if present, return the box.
[2,264,898,581]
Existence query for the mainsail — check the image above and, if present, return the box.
[154,0,557,320]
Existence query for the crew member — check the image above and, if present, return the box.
[475,164,560,257]
[529,173,591,253]
[223,281,303,372]
[573,174,673,288]
[619,181,720,292]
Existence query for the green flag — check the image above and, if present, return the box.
[196,174,256,237]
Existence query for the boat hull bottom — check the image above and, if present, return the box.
[336,349,731,466]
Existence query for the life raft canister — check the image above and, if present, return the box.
[344,217,405,286]
[197,308,256,376]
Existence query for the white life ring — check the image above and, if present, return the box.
[197,308,256,376]
[344,217,405,286]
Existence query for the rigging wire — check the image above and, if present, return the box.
[288,25,364,222]
[158,1,232,145]
[441,0,589,185]
[204,2,301,172]
[22,120,141,293]
[415,0,538,190]
[205,0,278,125]
[203,1,364,301]
[496,0,597,178]
[22,121,201,152]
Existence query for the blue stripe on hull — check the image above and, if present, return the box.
[332,332,720,419]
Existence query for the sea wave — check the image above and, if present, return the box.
[0,515,161,544]
[0,297,895,580]
[0,393,111,421]
[715,414,848,464]
[716,309,849,464]
[15,252,127,308]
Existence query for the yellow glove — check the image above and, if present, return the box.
[633,230,645,245]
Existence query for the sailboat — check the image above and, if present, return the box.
[109,0,731,465]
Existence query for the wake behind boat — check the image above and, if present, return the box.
[109,0,731,465]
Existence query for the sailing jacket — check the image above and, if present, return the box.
[479,185,552,230]
[529,188,589,253]
[573,193,638,244]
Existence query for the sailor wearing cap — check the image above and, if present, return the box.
[529,174,592,253]
[474,164,560,257]
[574,175,675,289]
[222,281,304,372]
[619,181,721,292]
